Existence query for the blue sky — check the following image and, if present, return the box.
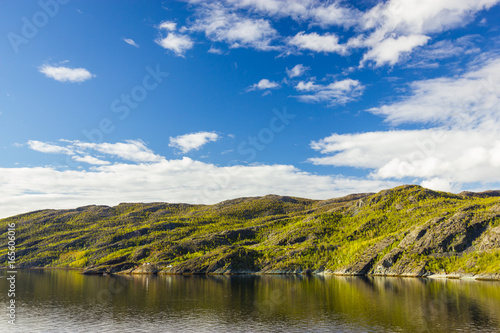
[1,0,500,217]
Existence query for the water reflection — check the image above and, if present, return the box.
[0,270,499,332]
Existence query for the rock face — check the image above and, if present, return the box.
[126,263,159,274]
[341,237,395,275]
[2,185,500,278]
[478,226,500,251]
[83,262,137,275]
[163,246,260,274]
[370,211,496,277]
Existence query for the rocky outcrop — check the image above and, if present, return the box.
[477,226,500,251]
[161,246,260,274]
[370,211,499,277]
[340,237,395,275]
[83,262,137,275]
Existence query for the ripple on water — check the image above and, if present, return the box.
[0,272,499,333]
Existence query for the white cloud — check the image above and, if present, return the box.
[123,38,139,47]
[224,19,276,49]
[224,0,310,18]
[247,79,280,91]
[27,140,73,155]
[158,21,177,31]
[362,0,499,36]
[310,130,432,169]
[0,156,397,219]
[71,140,163,162]
[156,33,194,56]
[422,36,481,59]
[26,139,162,163]
[295,79,364,106]
[3,136,400,217]
[369,57,500,126]
[208,46,224,54]
[311,128,500,186]
[71,155,110,165]
[288,32,347,54]
[355,0,500,66]
[309,56,500,190]
[406,36,482,68]
[360,34,430,67]
[286,64,309,78]
[182,0,499,65]
[169,131,220,153]
[420,178,454,193]
[39,65,95,83]
[190,2,278,50]
[310,2,360,28]
[295,81,317,91]
[224,0,359,28]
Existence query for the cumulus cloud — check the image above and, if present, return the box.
[0,148,397,218]
[309,56,500,191]
[362,0,499,36]
[39,65,95,83]
[406,36,482,68]
[286,64,309,78]
[355,0,500,66]
[294,78,364,106]
[223,0,359,27]
[71,140,163,162]
[189,2,279,50]
[310,128,500,189]
[27,140,74,155]
[288,32,347,54]
[208,46,224,54]
[178,0,500,66]
[224,0,311,18]
[369,57,500,126]
[71,155,110,165]
[169,131,220,153]
[26,139,162,164]
[295,81,317,91]
[360,34,430,67]
[156,33,194,56]
[247,79,280,91]
[170,0,500,66]
[158,21,177,31]
[154,19,193,56]
[123,38,139,47]
[309,1,360,28]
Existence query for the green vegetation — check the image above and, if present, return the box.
[1,185,499,276]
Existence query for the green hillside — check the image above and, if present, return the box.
[1,185,500,278]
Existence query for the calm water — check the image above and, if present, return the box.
[0,270,499,332]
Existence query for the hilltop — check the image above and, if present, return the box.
[1,185,500,279]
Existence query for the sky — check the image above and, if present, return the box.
[1,0,500,218]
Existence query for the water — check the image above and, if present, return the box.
[0,270,499,332]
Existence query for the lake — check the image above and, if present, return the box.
[0,270,499,332]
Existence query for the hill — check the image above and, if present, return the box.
[1,185,500,278]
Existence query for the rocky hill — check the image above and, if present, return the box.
[1,185,500,279]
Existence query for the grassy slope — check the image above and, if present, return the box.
[1,185,499,276]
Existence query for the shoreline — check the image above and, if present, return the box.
[2,267,499,281]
